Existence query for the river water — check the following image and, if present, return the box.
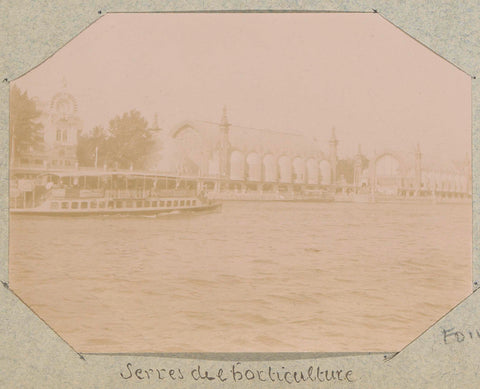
[9,201,471,353]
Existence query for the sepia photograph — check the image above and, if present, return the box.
[9,12,472,354]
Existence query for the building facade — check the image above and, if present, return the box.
[146,108,337,192]
[14,88,82,171]
[351,145,471,199]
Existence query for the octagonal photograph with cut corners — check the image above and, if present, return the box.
[9,12,472,354]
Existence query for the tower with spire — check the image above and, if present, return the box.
[329,127,338,186]
[219,106,231,178]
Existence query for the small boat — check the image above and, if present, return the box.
[10,170,222,216]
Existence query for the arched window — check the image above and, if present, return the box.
[292,157,305,184]
[230,150,245,180]
[278,156,292,183]
[246,153,261,181]
[263,154,276,182]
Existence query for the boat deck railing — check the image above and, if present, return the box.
[104,189,197,199]
[10,186,199,209]
[44,188,197,200]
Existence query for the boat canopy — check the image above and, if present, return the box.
[11,168,201,180]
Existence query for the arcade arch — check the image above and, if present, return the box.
[263,154,277,182]
[306,158,318,185]
[374,154,401,193]
[230,150,245,180]
[278,155,292,183]
[246,152,262,181]
[172,126,203,175]
[292,157,305,184]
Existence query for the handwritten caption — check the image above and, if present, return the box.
[443,327,480,344]
[120,362,355,384]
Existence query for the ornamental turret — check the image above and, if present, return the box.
[219,106,231,178]
[329,127,338,186]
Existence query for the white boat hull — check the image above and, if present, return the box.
[11,197,221,216]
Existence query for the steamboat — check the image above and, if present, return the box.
[10,170,221,216]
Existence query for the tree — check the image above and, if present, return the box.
[337,155,370,184]
[78,110,156,170]
[10,85,44,160]
[77,125,108,167]
[105,110,153,170]
[337,158,354,184]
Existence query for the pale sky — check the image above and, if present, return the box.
[14,12,471,163]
